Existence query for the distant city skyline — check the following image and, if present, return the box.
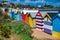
[0,0,60,7]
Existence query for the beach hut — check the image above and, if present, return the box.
[9,11,15,19]
[28,13,33,27]
[35,11,44,31]
[28,12,36,27]
[4,8,9,15]
[52,14,60,39]
[10,10,22,21]
[32,17,36,27]
[43,13,57,34]
[19,12,22,21]
[14,11,22,20]
[22,12,28,24]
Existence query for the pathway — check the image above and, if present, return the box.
[32,28,56,40]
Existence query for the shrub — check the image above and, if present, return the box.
[0,24,11,38]
[0,38,4,40]
[11,21,33,36]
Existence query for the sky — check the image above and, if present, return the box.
[0,0,60,7]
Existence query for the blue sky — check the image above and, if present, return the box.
[0,0,60,7]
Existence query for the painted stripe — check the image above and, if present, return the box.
[36,25,44,28]
[44,28,52,34]
[36,21,44,23]
[36,23,44,25]
[44,21,52,26]
[36,23,44,26]
[36,19,44,21]
[36,22,44,25]
[36,16,42,18]
[36,18,44,20]
[52,31,60,39]
[35,26,44,29]
[44,25,52,30]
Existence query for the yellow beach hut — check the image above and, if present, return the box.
[28,13,33,27]
[32,17,36,27]
[29,12,37,27]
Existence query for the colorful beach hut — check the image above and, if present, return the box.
[43,13,57,34]
[19,12,22,21]
[22,12,28,24]
[28,13,33,27]
[9,11,15,19]
[35,11,44,31]
[52,14,60,39]
[10,10,22,21]
[32,17,36,27]
[28,12,36,27]
[4,8,9,15]
[15,11,22,20]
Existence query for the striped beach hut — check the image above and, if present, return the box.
[35,11,44,31]
[43,13,57,34]
[52,14,60,39]
[22,12,28,24]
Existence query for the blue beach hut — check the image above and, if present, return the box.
[9,11,15,19]
[18,11,22,21]
[52,14,60,39]
[10,11,22,21]
[9,11,19,20]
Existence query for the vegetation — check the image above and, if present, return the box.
[44,3,53,8]
[7,21,33,40]
[0,1,60,10]
[0,24,11,38]
[0,11,12,38]
[0,11,33,40]
[0,38,4,40]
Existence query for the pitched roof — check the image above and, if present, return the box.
[44,13,51,21]
[44,13,57,21]
[47,13,57,19]
[36,11,43,17]
[53,14,60,20]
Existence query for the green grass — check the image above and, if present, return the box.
[0,38,4,40]
[3,21,33,40]
[19,33,32,40]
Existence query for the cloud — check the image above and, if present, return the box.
[24,0,46,4]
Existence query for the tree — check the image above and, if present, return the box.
[44,3,53,8]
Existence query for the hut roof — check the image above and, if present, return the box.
[44,13,57,21]
[47,13,57,19]
[53,14,60,20]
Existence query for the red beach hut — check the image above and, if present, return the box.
[22,12,28,24]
